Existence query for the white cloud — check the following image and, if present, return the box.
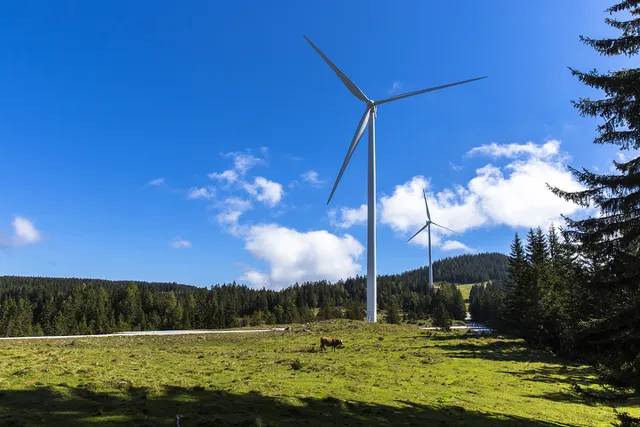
[616,150,640,164]
[222,151,264,175]
[301,170,325,188]
[1,216,42,247]
[148,178,165,186]
[441,240,474,252]
[187,186,216,200]
[467,140,561,159]
[241,224,364,289]
[169,237,191,248]
[329,204,367,229]
[214,197,253,236]
[379,176,479,245]
[13,216,41,245]
[468,158,583,228]
[450,162,463,171]
[241,270,270,288]
[375,140,587,246]
[244,177,283,207]
[208,170,238,183]
[388,81,402,95]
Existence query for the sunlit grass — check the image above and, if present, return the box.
[0,320,636,426]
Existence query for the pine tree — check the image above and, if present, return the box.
[549,0,640,390]
[451,286,467,321]
[501,233,527,332]
[345,299,364,320]
[386,299,401,324]
[433,301,452,331]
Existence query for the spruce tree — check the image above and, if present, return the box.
[550,0,640,390]
[501,233,527,332]
[451,286,467,321]
[386,300,401,324]
[433,301,452,331]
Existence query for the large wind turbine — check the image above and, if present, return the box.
[304,35,486,322]
[408,190,456,289]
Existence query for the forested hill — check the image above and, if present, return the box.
[0,276,199,296]
[0,252,507,337]
[383,252,508,287]
[0,252,508,294]
[433,252,508,283]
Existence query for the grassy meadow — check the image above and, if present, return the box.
[454,283,474,303]
[0,320,637,426]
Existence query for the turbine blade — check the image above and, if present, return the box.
[327,107,371,204]
[303,35,370,103]
[374,76,487,106]
[431,222,456,233]
[423,189,431,221]
[407,224,428,242]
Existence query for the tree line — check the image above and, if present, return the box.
[470,0,640,396]
[0,253,490,337]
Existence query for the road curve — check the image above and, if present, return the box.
[0,328,288,341]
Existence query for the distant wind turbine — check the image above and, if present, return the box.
[408,190,456,290]
[303,35,486,322]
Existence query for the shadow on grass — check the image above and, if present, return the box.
[434,338,559,364]
[529,384,637,406]
[500,365,600,387]
[0,384,572,427]
[420,332,482,342]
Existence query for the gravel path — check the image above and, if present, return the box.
[0,328,288,341]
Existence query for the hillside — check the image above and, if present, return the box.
[0,252,508,294]
[395,252,508,285]
[434,252,508,283]
[0,276,199,295]
[0,252,508,337]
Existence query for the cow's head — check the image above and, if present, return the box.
[336,339,344,346]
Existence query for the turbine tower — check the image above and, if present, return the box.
[408,189,456,289]
[303,35,486,322]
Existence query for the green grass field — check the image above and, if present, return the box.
[434,283,474,303]
[0,321,637,426]
[455,283,474,303]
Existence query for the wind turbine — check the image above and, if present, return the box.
[408,189,456,290]
[303,35,486,322]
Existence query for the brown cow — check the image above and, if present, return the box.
[320,336,343,351]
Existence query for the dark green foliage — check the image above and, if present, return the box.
[432,253,509,284]
[432,302,452,331]
[469,282,503,326]
[0,252,505,337]
[433,283,466,321]
[547,0,640,390]
[345,299,365,321]
[498,229,586,352]
[385,299,401,324]
[501,233,527,333]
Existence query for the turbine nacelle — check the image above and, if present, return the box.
[408,190,457,243]
[303,35,487,205]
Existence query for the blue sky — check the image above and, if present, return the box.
[0,1,634,288]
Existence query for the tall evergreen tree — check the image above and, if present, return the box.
[432,301,452,331]
[550,0,640,390]
[501,233,527,332]
[385,299,401,324]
